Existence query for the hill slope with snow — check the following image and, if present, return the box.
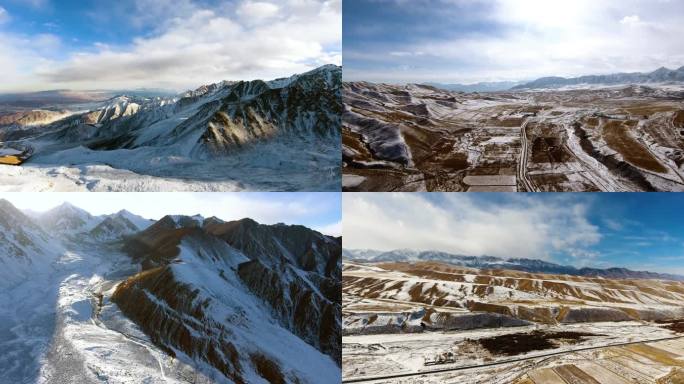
[0,200,340,383]
[0,65,342,191]
[114,216,342,383]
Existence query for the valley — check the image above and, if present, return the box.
[342,82,684,192]
[0,199,341,384]
[342,259,684,383]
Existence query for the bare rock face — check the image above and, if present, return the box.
[237,258,342,364]
[112,215,341,383]
[197,65,342,154]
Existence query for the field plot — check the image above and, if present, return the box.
[343,261,684,383]
[342,83,684,191]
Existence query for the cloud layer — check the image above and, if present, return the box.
[343,193,601,262]
[0,0,341,91]
[344,0,684,83]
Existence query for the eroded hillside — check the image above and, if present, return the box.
[113,216,342,383]
[343,261,684,334]
[343,82,684,191]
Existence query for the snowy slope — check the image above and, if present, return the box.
[1,200,342,383]
[114,215,342,383]
[0,199,62,289]
[0,65,342,191]
[34,202,102,234]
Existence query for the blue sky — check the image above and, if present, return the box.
[0,192,342,236]
[0,0,341,92]
[343,0,684,84]
[344,193,684,274]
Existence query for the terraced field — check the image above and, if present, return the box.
[514,338,684,384]
[342,261,684,383]
[343,83,684,191]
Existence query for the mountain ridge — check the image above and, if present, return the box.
[512,66,684,90]
[343,249,684,281]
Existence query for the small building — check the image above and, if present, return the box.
[0,145,33,165]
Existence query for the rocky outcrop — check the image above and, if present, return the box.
[238,259,342,364]
[197,65,342,154]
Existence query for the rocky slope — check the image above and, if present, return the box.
[113,215,342,383]
[0,110,73,127]
[343,260,684,335]
[29,65,341,158]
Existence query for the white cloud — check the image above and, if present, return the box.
[315,220,342,237]
[348,0,684,83]
[620,15,641,26]
[0,7,9,24]
[237,1,280,22]
[1,0,341,91]
[343,193,601,261]
[0,32,62,91]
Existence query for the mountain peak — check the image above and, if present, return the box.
[52,201,85,214]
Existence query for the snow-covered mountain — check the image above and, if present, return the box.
[0,199,60,288]
[27,203,152,241]
[1,65,341,191]
[111,209,154,230]
[113,215,342,383]
[35,202,101,234]
[89,210,151,241]
[512,66,684,90]
[343,249,684,281]
[0,199,341,383]
[20,65,341,158]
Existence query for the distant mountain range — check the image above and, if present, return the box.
[343,249,684,281]
[423,81,524,93]
[512,66,684,90]
[0,89,177,109]
[423,66,684,93]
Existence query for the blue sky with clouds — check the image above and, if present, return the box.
[0,192,342,236]
[0,0,341,92]
[343,0,684,84]
[344,193,684,274]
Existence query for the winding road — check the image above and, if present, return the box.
[517,119,536,192]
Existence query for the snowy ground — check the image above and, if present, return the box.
[0,239,213,384]
[343,322,679,383]
[0,137,340,191]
